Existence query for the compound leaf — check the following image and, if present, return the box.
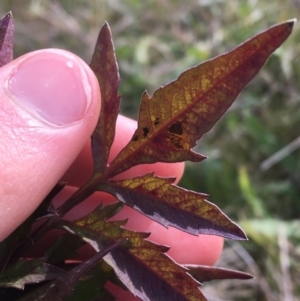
[0,16,295,301]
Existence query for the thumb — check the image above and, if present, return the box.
[0,49,101,240]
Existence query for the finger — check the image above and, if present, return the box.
[0,49,101,240]
[61,115,185,186]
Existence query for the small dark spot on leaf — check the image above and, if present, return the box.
[170,136,183,149]
[143,127,149,137]
[132,135,139,141]
[154,117,160,126]
[169,122,183,135]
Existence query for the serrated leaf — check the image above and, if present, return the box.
[0,258,67,289]
[90,22,121,174]
[0,12,14,67]
[61,204,208,301]
[105,20,294,178]
[100,173,246,240]
[185,265,253,283]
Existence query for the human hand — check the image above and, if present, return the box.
[0,49,223,300]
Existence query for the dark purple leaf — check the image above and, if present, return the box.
[61,204,208,301]
[0,12,14,67]
[185,264,253,283]
[90,22,121,173]
[100,174,246,240]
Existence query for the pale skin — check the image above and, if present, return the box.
[0,49,223,300]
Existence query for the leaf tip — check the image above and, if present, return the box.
[226,222,248,241]
[142,90,150,99]
[285,18,297,29]
[99,21,111,36]
[235,228,248,241]
[3,11,13,18]
[0,11,13,25]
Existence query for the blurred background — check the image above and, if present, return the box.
[1,1,299,300]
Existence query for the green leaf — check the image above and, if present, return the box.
[0,11,14,67]
[90,22,121,174]
[0,258,67,290]
[105,20,295,178]
[100,173,246,240]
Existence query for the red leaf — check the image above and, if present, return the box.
[185,265,253,283]
[100,173,247,240]
[0,12,14,67]
[62,204,208,301]
[90,22,121,173]
[105,20,295,178]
